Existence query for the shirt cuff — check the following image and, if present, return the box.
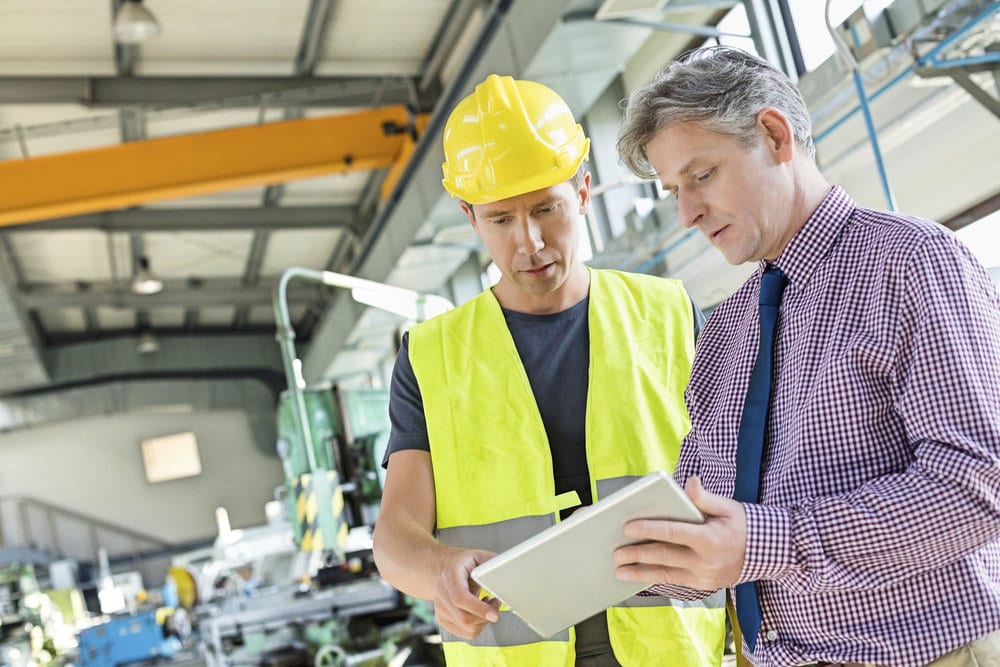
[640,583,715,601]
[738,504,795,583]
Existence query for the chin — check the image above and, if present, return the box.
[716,248,744,265]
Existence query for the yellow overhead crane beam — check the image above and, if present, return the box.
[0,105,428,228]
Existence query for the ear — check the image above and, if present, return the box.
[459,201,479,232]
[757,108,795,164]
[577,171,592,215]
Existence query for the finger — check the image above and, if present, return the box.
[437,612,490,640]
[614,562,688,584]
[622,517,706,547]
[436,597,496,632]
[442,576,500,623]
[443,558,499,613]
[453,593,500,622]
[614,540,699,574]
[684,476,730,516]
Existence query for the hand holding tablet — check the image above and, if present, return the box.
[470,471,703,638]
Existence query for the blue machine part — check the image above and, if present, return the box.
[78,610,177,667]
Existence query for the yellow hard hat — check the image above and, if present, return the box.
[441,74,590,205]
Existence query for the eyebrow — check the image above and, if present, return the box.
[658,158,705,188]
[480,196,561,218]
[679,158,705,177]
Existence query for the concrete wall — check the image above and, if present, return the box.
[0,409,284,552]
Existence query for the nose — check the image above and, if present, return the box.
[677,192,705,229]
[515,217,544,255]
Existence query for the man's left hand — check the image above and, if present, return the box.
[613,476,748,590]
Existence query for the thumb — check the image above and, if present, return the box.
[471,550,497,566]
[684,476,729,517]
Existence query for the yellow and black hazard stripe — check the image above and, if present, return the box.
[293,471,349,552]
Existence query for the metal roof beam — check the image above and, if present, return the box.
[0,106,416,227]
[13,206,361,233]
[419,0,479,93]
[295,0,336,77]
[0,76,430,109]
[233,230,273,329]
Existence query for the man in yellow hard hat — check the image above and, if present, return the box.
[372,74,725,666]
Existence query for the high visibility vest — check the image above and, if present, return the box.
[409,268,726,666]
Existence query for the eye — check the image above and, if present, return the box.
[696,168,715,183]
[490,216,512,225]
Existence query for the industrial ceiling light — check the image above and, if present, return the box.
[114,0,162,44]
[131,256,163,295]
[136,330,161,354]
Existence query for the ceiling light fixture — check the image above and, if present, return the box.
[114,0,162,44]
[131,256,163,295]
[136,331,161,354]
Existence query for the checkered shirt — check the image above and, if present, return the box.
[654,186,1000,666]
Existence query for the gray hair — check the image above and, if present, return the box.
[617,46,815,178]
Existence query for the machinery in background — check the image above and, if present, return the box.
[180,268,451,667]
[187,495,438,667]
[0,563,51,667]
[77,610,180,667]
[273,268,451,558]
[276,385,393,552]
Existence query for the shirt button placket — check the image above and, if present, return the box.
[765,630,778,642]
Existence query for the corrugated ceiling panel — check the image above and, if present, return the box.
[143,231,254,279]
[95,306,136,330]
[141,188,268,208]
[316,0,452,75]
[0,0,115,76]
[146,108,285,139]
[136,0,310,76]
[345,307,404,346]
[247,303,305,326]
[16,127,122,160]
[281,171,371,206]
[37,307,87,333]
[259,228,341,277]
[386,244,471,293]
[149,307,186,329]
[0,280,49,390]
[197,306,237,326]
[0,106,121,160]
[10,231,123,284]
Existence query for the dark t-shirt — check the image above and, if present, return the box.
[383,293,704,508]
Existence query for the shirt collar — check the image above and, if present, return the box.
[759,185,856,286]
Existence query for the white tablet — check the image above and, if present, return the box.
[470,470,703,639]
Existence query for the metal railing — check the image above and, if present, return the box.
[0,495,172,586]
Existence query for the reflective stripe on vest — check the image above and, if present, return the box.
[409,268,726,666]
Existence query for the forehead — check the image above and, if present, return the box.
[475,181,576,215]
[645,122,740,177]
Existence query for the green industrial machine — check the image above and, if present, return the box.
[248,267,451,667]
[188,269,449,667]
[272,267,451,557]
[275,386,349,555]
[336,387,393,524]
[275,385,391,554]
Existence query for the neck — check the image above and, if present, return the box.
[494,263,590,314]
[772,162,831,259]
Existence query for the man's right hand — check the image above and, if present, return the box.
[433,547,502,639]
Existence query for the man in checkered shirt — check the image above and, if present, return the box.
[612,46,1000,667]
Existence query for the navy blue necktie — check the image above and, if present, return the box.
[733,267,788,652]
